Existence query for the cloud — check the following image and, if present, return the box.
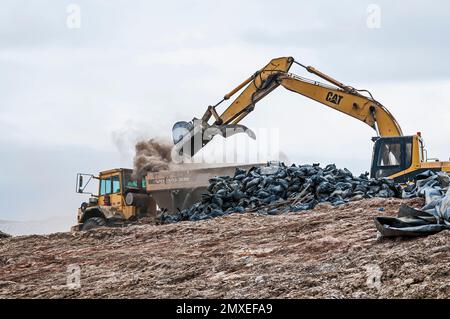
[242,0,450,81]
[0,0,449,232]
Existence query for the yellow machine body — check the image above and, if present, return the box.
[74,168,156,230]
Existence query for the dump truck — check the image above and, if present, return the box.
[73,164,258,231]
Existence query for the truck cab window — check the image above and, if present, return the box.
[378,143,401,166]
[112,175,121,193]
[123,171,145,189]
[100,178,112,195]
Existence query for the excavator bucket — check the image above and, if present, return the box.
[172,119,256,160]
[172,121,194,145]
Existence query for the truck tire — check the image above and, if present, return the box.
[81,217,106,231]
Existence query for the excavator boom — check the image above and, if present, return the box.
[278,73,403,137]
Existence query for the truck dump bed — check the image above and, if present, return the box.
[145,164,260,213]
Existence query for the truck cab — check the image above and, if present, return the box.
[73,168,155,231]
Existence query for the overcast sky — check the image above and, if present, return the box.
[1,0,449,227]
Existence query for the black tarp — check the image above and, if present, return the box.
[375,171,450,237]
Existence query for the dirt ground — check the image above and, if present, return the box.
[1,197,449,299]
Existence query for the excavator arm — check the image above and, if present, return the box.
[172,57,403,158]
[277,73,403,137]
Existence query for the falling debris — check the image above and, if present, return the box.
[161,162,402,223]
[132,137,173,179]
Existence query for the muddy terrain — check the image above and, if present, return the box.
[1,197,449,299]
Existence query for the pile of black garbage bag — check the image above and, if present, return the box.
[375,170,450,237]
[0,230,11,239]
[161,162,402,223]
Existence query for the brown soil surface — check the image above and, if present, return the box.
[1,197,449,299]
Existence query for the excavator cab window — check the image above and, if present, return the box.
[418,139,424,162]
[406,141,413,167]
[371,136,413,181]
[378,143,401,166]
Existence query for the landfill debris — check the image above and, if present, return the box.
[0,230,11,239]
[5,197,450,299]
[375,170,450,237]
[161,162,401,223]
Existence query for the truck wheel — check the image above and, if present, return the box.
[81,217,106,231]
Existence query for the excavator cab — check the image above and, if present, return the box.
[371,134,450,183]
[371,136,414,182]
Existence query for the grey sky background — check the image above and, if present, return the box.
[1,0,449,231]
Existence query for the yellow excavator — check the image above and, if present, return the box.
[172,56,449,183]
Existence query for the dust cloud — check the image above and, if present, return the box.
[132,138,173,179]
